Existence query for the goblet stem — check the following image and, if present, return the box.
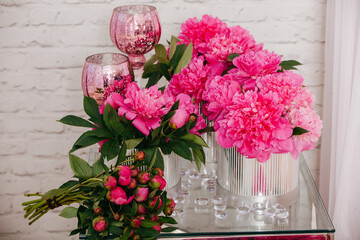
[128,54,146,69]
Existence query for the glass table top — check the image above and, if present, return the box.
[160,155,335,238]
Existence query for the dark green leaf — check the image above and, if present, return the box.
[141,148,157,167]
[78,207,92,228]
[159,216,177,224]
[111,221,124,227]
[155,44,169,64]
[193,149,202,171]
[145,72,162,88]
[59,206,78,218]
[173,142,192,160]
[174,42,193,74]
[161,227,178,232]
[120,226,132,240]
[144,54,157,71]
[141,220,158,228]
[148,148,158,169]
[58,115,97,128]
[92,157,103,176]
[116,142,127,166]
[162,111,175,123]
[169,35,180,60]
[151,127,161,141]
[279,60,302,71]
[160,142,175,155]
[292,127,309,136]
[100,139,120,160]
[70,131,103,153]
[227,53,240,62]
[142,64,159,78]
[131,201,138,217]
[169,100,180,112]
[138,227,160,238]
[59,180,78,189]
[169,44,186,70]
[178,133,208,147]
[153,148,164,170]
[108,225,123,235]
[69,154,93,179]
[83,96,102,126]
[125,138,144,149]
[193,148,205,164]
[87,128,114,138]
[41,188,67,201]
[69,228,84,236]
[159,63,171,80]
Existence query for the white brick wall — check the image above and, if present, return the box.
[0,0,326,238]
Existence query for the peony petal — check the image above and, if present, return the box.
[132,118,150,136]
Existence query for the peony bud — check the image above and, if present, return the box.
[130,165,139,177]
[117,165,132,186]
[107,187,135,205]
[165,198,176,208]
[134,151,145,161]
[163,206,174,216]
[113,213,120,220]
[153,224,161,233]
[137,203,146,214]
[148,214,159,222]
[149,175,167,190]
[92,216,107,232]
[93,206,102,215]
[135,187,149,202]
[170,109,189,129]
[130,216,144,228]
[152,168,164,177]
[137,172,150,184]
[148,196,162,209]
[189,115,196,122]
[128,178,137,189]
[104,175,117,190]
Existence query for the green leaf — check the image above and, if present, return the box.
[160,142,174,155]
[153,148,164,170]
[78,206,92,228]
[116,142,127,166]
[193,149,202,171]
[279,60,302,71]
[178,133,208,147]
[173,142,192,160]
[70,131,103,153]
[69,228,84,236]
[193,148,205,164]
[41,188,67,201]
[138,227,160,238]
[141,148,157,167]
[100,139,120,160]
[87,128,114,138]
[131,201,138,217]
[111,221,124,227]
[92,157,103,176]
[83,96,102,126]
[142,64,159,78]
[174,42,193,74]
[148,148,158,169]
[108,225,123,235]
[169,36,180,60]
[125,138,144,149]
[151,126,161,141]
[69,153,93,179]
[159,216,177,224]
[59,180,78,189]
[155,44,169,64]
[59,206,78,218]
[120,227,132,240]
[103,105,133,138]
[169,100,180,112]
[145,72,162,88]
[169,44,186,71]
[292,126,309,136]
[161,227,178,232]
[141,220,158,228]
[144,54,157,71]
[58,115,97,128]
[159,63,171,80]
[227,53,240,62]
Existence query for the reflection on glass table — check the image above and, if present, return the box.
[161,155,335,239]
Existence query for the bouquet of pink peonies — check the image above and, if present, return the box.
[22,81,208,239]
[143,15,322,162]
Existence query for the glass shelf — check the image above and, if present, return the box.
[160,155,335,239]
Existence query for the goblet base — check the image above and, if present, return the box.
[128,55,146,69]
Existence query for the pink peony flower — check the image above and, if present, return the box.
[205,26,262,63]
[104,175,117,190]
[178,14,229,55]
[148,214,159,222]
[149,175,167,190]
[130,165,139,177]
[135,187,149,202]
[202,75,241,121]
[256,71,304,110]
[153,224,161,233]
[127,178,137,189]
[130,216,144,229]
[287,106,322,159]
[114,82,168,136]
[107,187,135,205]
[215,91,294,162]
[117,165,132,186]
[137,172,150,184]
[92,216,107,232]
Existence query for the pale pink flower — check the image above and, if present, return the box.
[117,165,132,186]
[215,91,294,162]
[287,106,322,159]
[104,175,117,190]
[136,172,150,184]
[135,187,149,202]
[92,216,107,232]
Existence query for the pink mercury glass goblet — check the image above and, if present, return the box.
[82,53,134,105]
[110,5,161,69]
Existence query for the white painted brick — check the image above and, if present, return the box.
[28,7,59,26]
[0,7,29,27]
[0,51,27,70]
[0,174,42,195]
[0,196,13,215]
[0,27,53,47]
[0,139,27,156]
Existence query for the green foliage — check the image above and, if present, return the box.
[292,127,309,136]
[69,154,93,179]
[143,36,193,87]
[279,60,302,71]
[59,206,78,218]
